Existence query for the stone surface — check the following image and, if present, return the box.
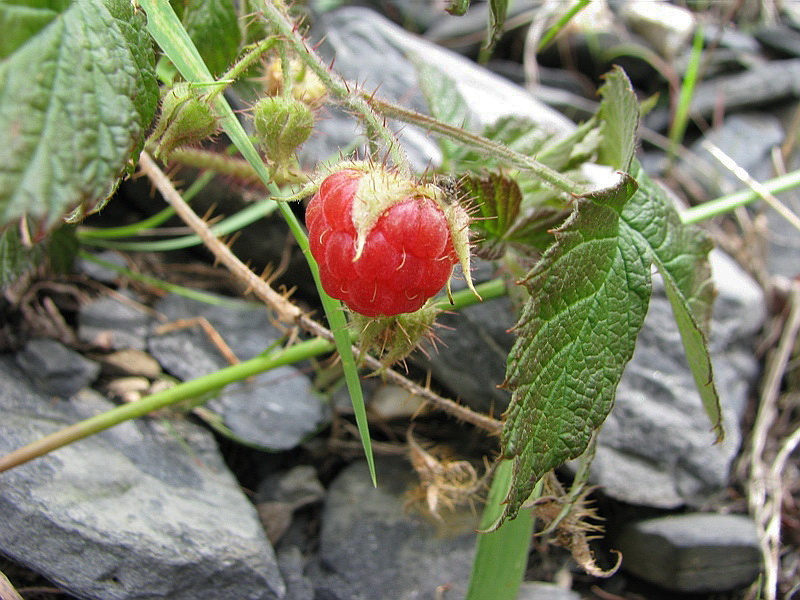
[679,112,784,198]
[277,546,315,600]
[78,294,152,351]
[16,338,100,398]
[414,261,516,414]
[688,59,800,119]
[76,250,128,285]
[0,356,284,600]
[764,191,800,279]
[754,24,800,59]
[307,6,574,171]
[517,581,581,600]
[615,513,761,592]
[621,0,696,59]
[99,348,162,378]
[258,465,326,546]
[153,293,283,361]
[311,458,478,600]
[148,293,329,451]
[587,250,765,508]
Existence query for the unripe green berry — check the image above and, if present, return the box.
[150,83,218,160]
[252,95,314,167]
[351,305,441,366]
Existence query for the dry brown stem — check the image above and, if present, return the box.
[746,281,800,600]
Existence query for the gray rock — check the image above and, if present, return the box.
[0,356,284,600]
[16,338,100,398]
[207,369,327,451]
[307,7,574,171]
[588,250,764,508]
[78,295,152,351]
[257,466,326,546]
[76,250,128,284]
[153,293,283,361]
[312,458,478,600]
[620,0,696,59]
[679,112,784,198]
[277,546,315,600]
[517,581,581,600]
[688,59,800,119]
[615,513,761,592]
[675,111,799,280]
[415,261,516,413]
[754,24,800,59]
[148,293,329,451]
[764,192,800,279]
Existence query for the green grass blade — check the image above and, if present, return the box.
[79,196,278,251]
[139,0,376,483]
[466,460,534,600]
[669,25,704,159]
[537,0,591,53]
[79,169,215,239]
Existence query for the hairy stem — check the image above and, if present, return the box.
[365,95,586,197]
[260,1,411,173]
[164,147,307,186]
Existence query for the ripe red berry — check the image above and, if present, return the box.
[306,167,460,317]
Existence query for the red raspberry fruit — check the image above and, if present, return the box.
[306,167,460,317]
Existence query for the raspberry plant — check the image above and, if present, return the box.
[0,2,787,599]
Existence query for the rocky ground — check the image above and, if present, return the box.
[1,1,799,599]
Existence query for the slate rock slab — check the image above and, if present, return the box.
[588,250,764,508]
[615,513,761,592]
[0,356,284,600]
[414,260,516,414]
[679,112,784,198]
[517,582,581,600]
[147,293,329,451]
[311,458,478,600]
[78,294,152,351]
[689,59,800,119]
[306,6,574,171]
[16,338,100,398]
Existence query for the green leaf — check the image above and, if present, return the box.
[180,0,242,76]
[597,66,639,171]
[483,116,552,157]
[446,0,469,16]
[486,0,508,53]
[415,60,471,130]
[0,225,42,288]
[461,172,521,237]
[415,59,472,164]
[459,171,522,258]
[622,162,722,440]
[505,205,569,254]
[0,0,158,231]
[46,224,78,274]
[0,0,70,59]
[499,174,649,523]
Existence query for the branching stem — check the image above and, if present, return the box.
[364,95,587,197]
[260,0,411,173]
